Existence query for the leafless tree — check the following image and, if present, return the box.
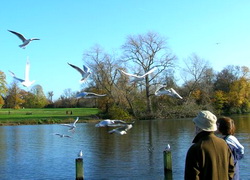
[121,32,176,115]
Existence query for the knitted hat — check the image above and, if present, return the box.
[193,111,217,131]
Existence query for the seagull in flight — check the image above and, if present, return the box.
[155,86,183,99]
[118,67,157,83]
[76,92,106,99]
[53,133,72,138]
[9,58,35,87]
[95,119,127,127]
[61,117,79,131]
[68,63,91,83]
[8,30,40,48]
[108,122,134,135]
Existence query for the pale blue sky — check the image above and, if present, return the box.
[1,0,250,100]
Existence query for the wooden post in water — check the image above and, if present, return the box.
[75,150,84,180]
[163,144,173,180]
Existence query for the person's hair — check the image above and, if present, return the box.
[217,117,235,135]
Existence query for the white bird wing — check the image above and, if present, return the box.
[68,63,84,75]
[113,120,126,124]
[170,88,183,99]
[86,92,106,97]
[119,69,142,78]
[141,67,157,77]
[61,124,72,127]
[8,30,26,42]
[73,117,79,125]
[95,120,111,127]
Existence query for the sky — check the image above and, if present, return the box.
[1,0,250,100]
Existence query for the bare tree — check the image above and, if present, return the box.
[47,91,54,102]
[121,32,176,115]
[82,45,122,112]
[181,53,211,96]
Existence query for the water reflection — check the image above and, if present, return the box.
[0,117,249,179]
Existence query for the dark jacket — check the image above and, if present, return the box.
[185,131,235,180]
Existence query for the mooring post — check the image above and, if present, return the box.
[163,144,173,180]
[75,150,84,180]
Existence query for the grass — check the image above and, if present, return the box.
[0,108,100,125]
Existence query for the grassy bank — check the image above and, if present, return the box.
[0,108,100,125]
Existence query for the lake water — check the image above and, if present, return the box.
[0,116,249,180]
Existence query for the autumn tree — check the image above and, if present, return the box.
[82,45,131,118]
[0,71,8,108]
[4,82,24,109]
[121,32,176,116]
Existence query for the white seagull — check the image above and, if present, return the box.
[9,58,35,87]
[95,119,127,127]
[53,133,72,138]
[118,67,157,83]
[8,30,40,48]
[68,63,91,83]
[78,150,83,158]
[76,92,106,99]
[108,123,134,135]
[155,86,183,99]
[61,117,79,131]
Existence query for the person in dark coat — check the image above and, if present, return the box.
[185,110,235,180]
[217,117,244,180]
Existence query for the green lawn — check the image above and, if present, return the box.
[0,108,100,125]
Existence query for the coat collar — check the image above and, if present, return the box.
[192,131,214,143]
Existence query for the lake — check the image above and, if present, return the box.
[0,115,249,180]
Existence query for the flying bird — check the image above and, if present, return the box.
[53,133,72,138]
[9,58,35,87]
[8,30,40,48]
[68,63,91,83]
[108,122,134,135]
[95,119,127,127]
[155,86,183,99]
[118,67,157,83]
[61,117,79,131]
[76,92,106,99]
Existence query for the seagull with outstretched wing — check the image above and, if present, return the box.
[53,133,72,138]
[155,86,183,99]
[68,62,91,83]
[108,122,134,135]
[8,30,40,48]
[61,117,79,131]
[95,119,127,127]
[118,67,156,83]
[9,58,35,87]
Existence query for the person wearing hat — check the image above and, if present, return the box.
[184,110,235,180]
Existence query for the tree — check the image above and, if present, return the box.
[0,71,8,108]
[5,82,24,109]
[121,32,176,115]
[227,77,250,113]
[30,85,48,108]
[214,65,243,92]
[83,45,125,113]
[47,91,54,103]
